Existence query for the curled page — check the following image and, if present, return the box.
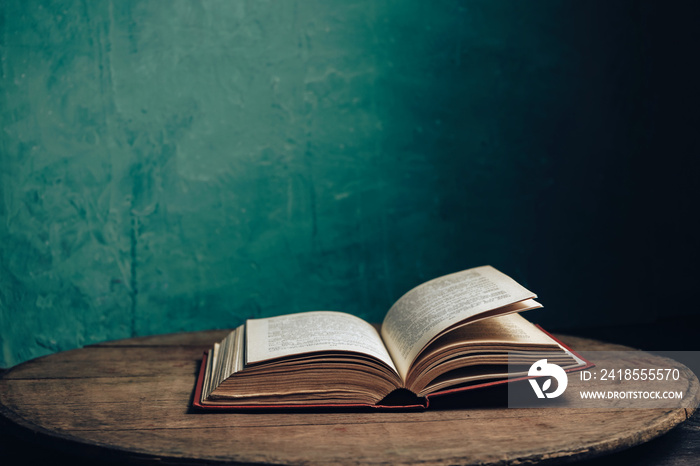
[381,266,537,380]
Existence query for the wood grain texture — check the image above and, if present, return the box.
[0,332,698,465]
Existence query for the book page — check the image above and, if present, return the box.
[381,266,537,380]
[246,311,398,374]
[427,312,557,347]
[414,314,559,354]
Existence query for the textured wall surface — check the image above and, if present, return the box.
[1,1,698,367]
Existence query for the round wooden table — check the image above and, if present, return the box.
[0,331,697,465]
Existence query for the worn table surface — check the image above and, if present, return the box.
[0,331,698,465]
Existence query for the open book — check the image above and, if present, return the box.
[194,266,587,409]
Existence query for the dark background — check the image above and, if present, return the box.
[1,0,699,369]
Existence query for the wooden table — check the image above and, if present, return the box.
[1,331,698,465]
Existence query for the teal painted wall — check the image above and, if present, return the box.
[2,1,698,367]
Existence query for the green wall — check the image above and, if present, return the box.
[2,1,698,367]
